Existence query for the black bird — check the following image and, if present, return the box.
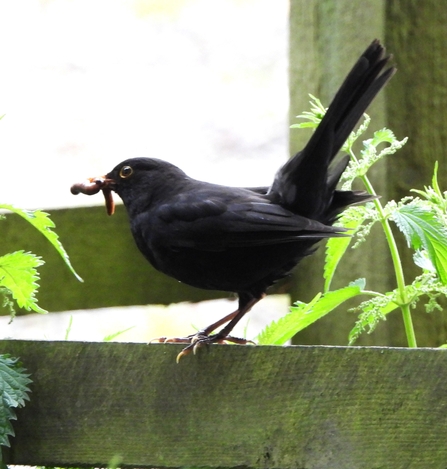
[71,40,395,360]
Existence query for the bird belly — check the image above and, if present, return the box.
[146,241,316,294]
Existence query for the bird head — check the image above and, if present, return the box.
[71,157,187,216]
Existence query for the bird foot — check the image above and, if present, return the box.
[149,332,255,362]
[176,333,255,363]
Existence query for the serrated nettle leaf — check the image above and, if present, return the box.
[0,251,47,314]
[256,293,321,345]
[324,214,367,292]
[392,205,447,284]
[413,250,436,272]
[323,204,375,291]
[0,357,32,408]
[370,128,395,146]
[324,235,354,292]
[257,284,363,345]
[0,355,32,449]
[349,278,366,289]
[0,204,83,282]
[349,132,407,179]
[0,401,16,448]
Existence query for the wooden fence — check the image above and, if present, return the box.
[3,341,447,468]
[2,2,447,468]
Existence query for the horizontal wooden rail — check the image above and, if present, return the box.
[2,340,447,468]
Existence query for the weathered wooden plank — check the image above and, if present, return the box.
[3,341,447,468]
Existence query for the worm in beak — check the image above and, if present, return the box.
[70,177,116,215]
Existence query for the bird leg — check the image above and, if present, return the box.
[149,309,239,345]
[174,294,264,362]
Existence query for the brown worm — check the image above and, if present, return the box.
[70,178,105,195]
[70,177,115,215]
[103,187,115,216]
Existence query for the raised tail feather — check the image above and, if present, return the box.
[269,39,396,221]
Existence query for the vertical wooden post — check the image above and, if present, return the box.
[385,0,447,346]
[288,0,398,346]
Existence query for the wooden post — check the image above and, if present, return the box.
[385,0,447,346]
[289,0,398,346]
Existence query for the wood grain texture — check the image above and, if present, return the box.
[385,0,447,345]
[289,0,398,346]
[3,341,447,468]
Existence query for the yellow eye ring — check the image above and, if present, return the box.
[119,166,133,179]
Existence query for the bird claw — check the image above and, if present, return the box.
[149,332,254,362]
[175,333,255,363]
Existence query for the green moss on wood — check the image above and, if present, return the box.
[3,341,447,467]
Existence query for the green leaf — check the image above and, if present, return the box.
[369,128,395,146]
[342,113,371,153]
[324,233,354,293]
[324,204,376,291]
[257,281,365,345]
[0,204,83,282]
[64,315,74,340]
[431,161,441,196]
[257,293,321,345]
[0,251,47,313]
[0,395,15,450]
[0,356,31,408]
[0,355,32,448]
[413,249,436,272]
[290,94,326,129]
[103,326,135,342]
[324,218,362,292]
[411,162,447,213]
[341,129,407,187]
[392,204,447,284]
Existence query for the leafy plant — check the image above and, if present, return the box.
[257,95,447,347]
[0,200,82,461]
[0,204,82,316]
[0,355,32,450]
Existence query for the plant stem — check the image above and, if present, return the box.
[351,156,418,347]
[400,303,418,348]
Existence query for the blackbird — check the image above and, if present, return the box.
[71,40,395,360]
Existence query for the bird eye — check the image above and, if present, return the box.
[119,166,133,179]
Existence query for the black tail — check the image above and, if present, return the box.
[269,39,395,221]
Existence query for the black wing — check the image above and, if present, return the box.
[153,196,346,251]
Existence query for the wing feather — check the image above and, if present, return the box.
[155,198,346,251]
